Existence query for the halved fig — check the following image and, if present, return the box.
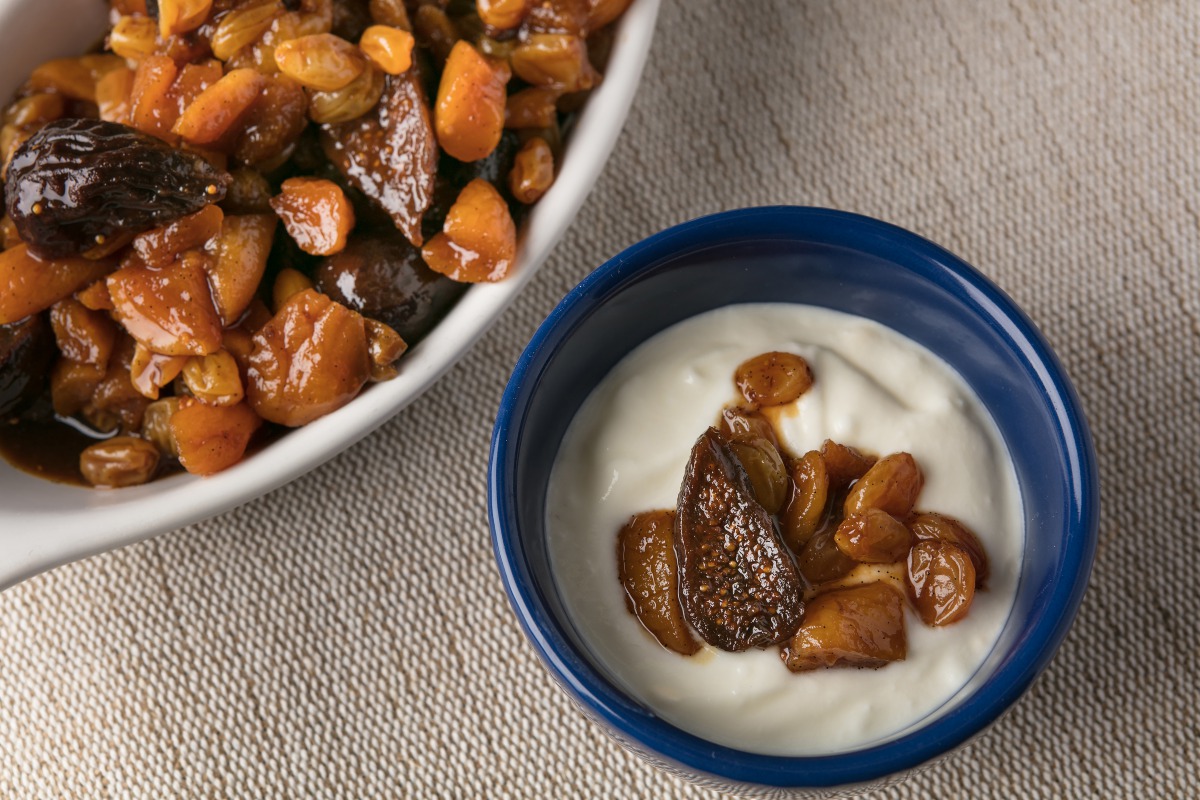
[616,510,701,656]
[675,428,805,651]
[321,70,437,246]
[781,582,907,671]
[843,452,923,518]
[908,512,989,587]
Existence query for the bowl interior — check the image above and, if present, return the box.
[491,207,1097,787]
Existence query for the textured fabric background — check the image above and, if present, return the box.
[2,0,1197,797]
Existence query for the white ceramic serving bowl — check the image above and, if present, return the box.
[0,0,661,590]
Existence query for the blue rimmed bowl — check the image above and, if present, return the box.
[488,207,1098,795]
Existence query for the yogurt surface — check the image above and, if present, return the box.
[545,303,1024,756]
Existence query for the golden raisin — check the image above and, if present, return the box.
[908,512,989,587]
[109,15,159,62]
[359,25,414,75]
[157,0,214,38]
[210,1,285,61]
[274,33,367,91]
[80,436,160,488]
[511,34,597,92]
[509,136,555,204]
[843,452,924,518]
[907,540,977,626]
[834,509,913,563]
[734,351,813,407]
[781,450,829,554]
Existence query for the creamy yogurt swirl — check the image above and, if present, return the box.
[546,303,1023,756]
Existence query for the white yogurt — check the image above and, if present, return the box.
[545,303,1023,756]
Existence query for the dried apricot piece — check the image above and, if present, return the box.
[131,204,224,269]
[781,582,907,671]
[173,68,268,146]
[834,509,912,563]
[821,439,876,490]
[107,257,223,356]
[435,41,510,162]
[246,289,371,426]
[617,510,701,656]
[207,214,277,325]
[0,244,114,325]
[734,351,813,407]
[907,540,977,626]
[49,298,118,369]
[780,450,828,553]
[270,177,356,256]
[129,55,181,140]
[675,428,806,651]
[233,75,309,167]
[421,178,516,283]
[843,452,924,518]
[321,71,436,246]
[130,343,187,400]
[171,398,263,476]
[908,512,989,587]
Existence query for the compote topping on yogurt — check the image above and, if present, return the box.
[617,350,990,673]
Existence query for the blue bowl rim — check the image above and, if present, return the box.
[487,206,1099,788]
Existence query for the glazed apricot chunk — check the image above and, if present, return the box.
[0,245,114,325]
[421,178,517,283]
[106,257,223,356]
[270,177,355,256]
[246,289,371,426]
[617,510,701,656]
[434,41,510,162]
[171,397,262,476]
[781,582,907,671]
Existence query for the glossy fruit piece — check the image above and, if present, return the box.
[157,0,214,37]
[781,450,828,553]
[509,136,555,204]
[107,257,223,356]
[272,268,314,313]
[843,452,924,518]
[234,76,309,167]
[726,435,788,515]
[96,67,136,125]
[131,204,224,269]
[0,315,54,417]
[129,343,187,400]
[270,177,356,256]
[421,178,517,283]
[314,230,465,344]
[170,397,263,476]
[797,523,857,584]
[0,245,114,325]
[781,582,906,671]
[821,439,876,490]
[173,69,268,146]
[183,350,245,406]
[511,34,598,92]
[140,396,181,458]
[504,86,561,129]
[306,63,386,124]
[616,510,700,655]
[360,25,414,74]
[210,1,285,61]
[478,0,532,30]
[27,55,126,103]
[50,358,105,418]
[364,319,406,381]
[88,336,150,433]
[523,0,589,35]
[321,70,437,246]
[129,55,180,140]
[734,350,813,407]
[907,540,977,626]
[834,509,912,563]
[719,406,779,449]
[79,436,160,488]
[109,15,159,62]
[246,289,371,426]
[588,0,634,29]
[49,298,117,369]
[909,512,990,587]
[5,119,229,260]
[275,33,367,91]
[368,0,410,29]
[435,41,510,163]
[675,427,806,652]
[206,214,277,327]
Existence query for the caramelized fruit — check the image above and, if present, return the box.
[781,582,907,671]
[907,540,977,626]
[617,510,701,656]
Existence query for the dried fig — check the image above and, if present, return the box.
[675,428,805,651]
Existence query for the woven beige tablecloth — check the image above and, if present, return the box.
[3,1,1198,797]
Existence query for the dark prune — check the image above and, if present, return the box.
[321,71,438,247]
[675,427,806,652]
[5,118,230,259]
[0,314,54,418]
[314,230,465,344]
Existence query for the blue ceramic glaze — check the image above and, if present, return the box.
[488,207,1098,794]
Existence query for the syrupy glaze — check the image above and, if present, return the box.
[546,304,1024,756]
